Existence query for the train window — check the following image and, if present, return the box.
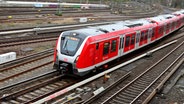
[144,31,148,40]
[136,32,140,43]
[96,43,99,50]
[125,36,130,47]
[119,37,122,49]
[170,23,172,29]
[103,42,110,56]
[171,22,174,29]
[121,37,124,49]
[175,21,177,27]
[140,31,144,41]
[61,36,81,56]
[111,40,117,52]
[152,28,155,38]
[177,20,180,26]
[119,37,124,49]
[166,24,170,31]
[131,34,135,45]
[159,26,163,34]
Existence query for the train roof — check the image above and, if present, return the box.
[163,14,176,19]
[63,9,183,37]
[123,19,151,26]
[172,10,184,16]
[179,9,184,13]
[71,19,152,36]
[149,14,174,22]
[149,15,169,22]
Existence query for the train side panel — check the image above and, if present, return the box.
[76,38,95,69]
[76,36,119,69]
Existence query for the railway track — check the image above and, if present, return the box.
[0,13,93,23]
[0,8,110,16]
[0,74,78,104]
[0,48,83,104]
[0,36,57,48]
[101,41,184,104]
[0,49,53,87]
[0,34,57,43]
[0,11,158,24]
[0,48,53,68]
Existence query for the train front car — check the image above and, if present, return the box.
[53,31,87,76]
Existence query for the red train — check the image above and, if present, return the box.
[53,10,184,76]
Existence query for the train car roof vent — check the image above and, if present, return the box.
[125,23,143,28]
[166,16,172,19]
[97,28,109,33]
[173,13,180,16]
[146,19,156,23]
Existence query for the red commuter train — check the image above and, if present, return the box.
[53,10,184,76]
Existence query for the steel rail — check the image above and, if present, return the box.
[143,58,184,104]
[0,53,53,72]
[101,40,184,104]
[131,52,184,104]
[0,48,53,68]
[0,9,110,16]
[81,72,131,104]
[0,22,113,35]
[0,70,58,90]
[0,75,63,101]
[0,9,159,36]
[0,37,57,48]
[0,61,53,82]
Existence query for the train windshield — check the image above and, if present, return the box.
[60,36,81,56]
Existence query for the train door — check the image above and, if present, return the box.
[158,25,164,38]
[163,23,169,36]
[171,22,174,31]
[94,43,101,64]
[178,19,181,28]
[109,38,118,58]
[118,35,125,56]
[139,30,144,46]
[177,19,181,28]
[175,20,178,29]
[102,41,110,61]
[165,22,170,35]
[135,31,140,49]
[151,27,156,41]
[124,34,131,53]
[139,30,148,46]
[124,33,135,53]
[148,28,152,43]
[129,33,135,50]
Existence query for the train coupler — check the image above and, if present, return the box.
[59,63,69,74]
